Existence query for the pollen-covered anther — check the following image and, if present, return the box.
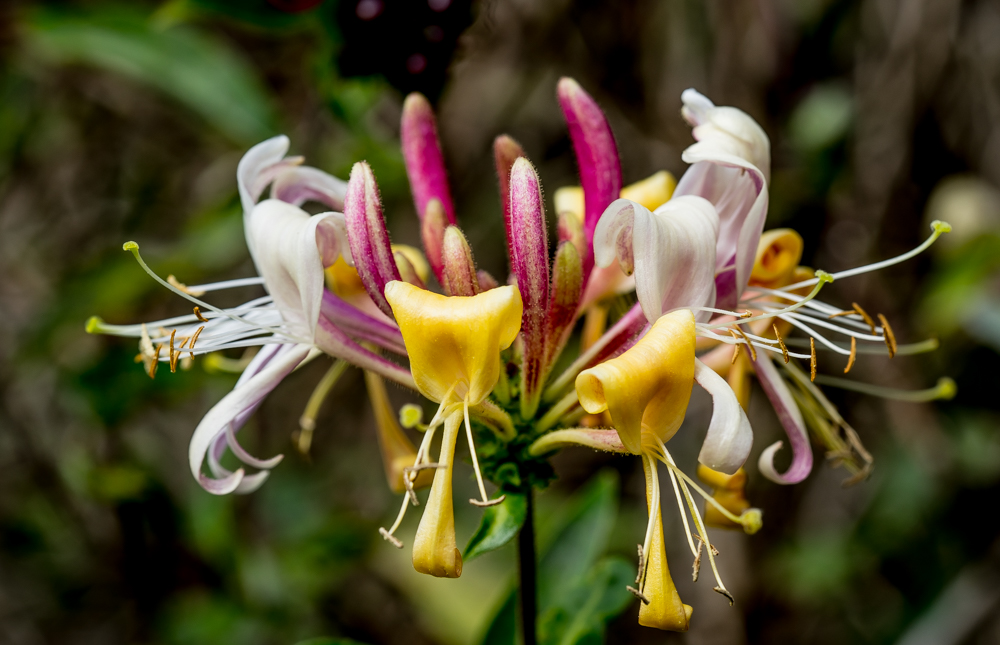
[469,495,506,507]
[729,330,742,365]
[844,337,857,373]
[166,275,206,297]
[731,326,756,361]
[627,586,652,605]
[695,533,719,557]
[379,527,404,548]
[714,587,735,606]
[810,337,817,382]
[168,329,179,373]
[878,314,897,358]
[852,302,877,335]
[189,325,205,357]
[740,310,753,319]
[193,306,209,323]
[773,324,790,363]
[692,539,703,581]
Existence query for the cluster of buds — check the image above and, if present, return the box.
[88,77,953,631]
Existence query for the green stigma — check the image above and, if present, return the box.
[123,241,139,252]
[930,220,952,234]
[85,316,103,334]
[815,269,834,285]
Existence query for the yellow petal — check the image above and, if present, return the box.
[412,410,463,578]
[639,457,692,631]
[621,170,677,211]
[364,370,432,494]
[325,256,367,299]
[392,244,430,284]
[698,464,751,530]
[575,310,696,454]
[749,229,803,289]
[554,186,584,220]
[385,281,522,406]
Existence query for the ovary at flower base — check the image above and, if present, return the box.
[380,281,523,578]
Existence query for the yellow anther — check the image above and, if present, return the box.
[728,330,742,365]
[193,306,209,322]
[731,326,756,362]
[189,326,204,357]
[844,336,857,373]
[852,302,877,335]
[877,314,897,358]
[168,329,178,373]
[810,337,817,382]
[773,324,789,364]
[167,275,205,297]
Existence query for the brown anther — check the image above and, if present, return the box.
[692,539,703,582]
[378,527,404,548]
[740,310,754,319]
[168,329,178,373]
[844,336,857,373]
[732,325,757,361]
[470,494,506,507]
[404,462,444,473]
[189,326,205,358]
[773,324,790,364]
[809,338,817,382]
[167,275,205,297]
[626,586,651,605]
[635,544,646,585]
[877,314,897,358]
[828,310,856,319]
[193,306,209,323]
[714,587,735,606]
[695,534,719,556]
[401,469,420,506]
[148,344,161,379]
[852,302,877,335]
[729,330,742,365]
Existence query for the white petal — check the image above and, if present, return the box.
[633,196,719,321]
[694,358,752,474]
[247,201,346,340]
[592,197,636,274]
[189,343,311,495]
[754,354,813,484]
[237,136,290,218]
[272,165,348,212]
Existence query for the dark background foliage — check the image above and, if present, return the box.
[1,0,999,643]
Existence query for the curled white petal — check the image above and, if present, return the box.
[694,358,752,474]
[189,343,311,495]
[237,135,290,219]
[272,165,348,212]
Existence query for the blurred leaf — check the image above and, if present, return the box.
[293,639,373,645]
[789,83,853,152]
[465,493,527,562]
[480,471,620,645]
[24,7,276,144]
[537,556,634,645]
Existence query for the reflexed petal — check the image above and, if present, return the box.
[247,200,342,340]
[575,310,696,453]
[694,359,752,474]
[237,135,290,216]
[385,281,523,405]
[189,343,311,495]
[749,228,803,288]
[594,196,719,322]
[753,354,813,484]
[676,89,770,296]
[272,165,348,211]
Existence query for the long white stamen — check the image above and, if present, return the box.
[781,220,951,291]
[702,271,833,330]
[774,314,852,355]
[782,336,938,356]
[696,327,811,360]
[464,399,493,505]
[186,276,266,292]
[775,311,885,342]
[88,297,276,337]
[122,242,308,345]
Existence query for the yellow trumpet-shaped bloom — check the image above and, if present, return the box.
[381,281,523,578]
[385,281,522,406]
[639,457,692,631]
[364,370,433,495]
[576,310,696,455]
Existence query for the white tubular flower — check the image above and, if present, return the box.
[593,195,719,323]
[675,90,770,307]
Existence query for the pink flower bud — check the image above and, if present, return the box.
[402,93,456,225]
[344,162,401,319]
[441,226,479,297]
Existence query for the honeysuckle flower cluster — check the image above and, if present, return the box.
[88,77,953,633]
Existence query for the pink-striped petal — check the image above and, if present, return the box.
[494,134,525,252]
[344,162,401,319]
[753,353,813,484]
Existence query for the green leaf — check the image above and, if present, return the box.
[465,493,528,562]
[293,640,372,645]
[480,471,620,645]
[24,7,276,144]
[537,557,635,645]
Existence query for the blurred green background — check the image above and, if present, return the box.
[2,0,1000,643]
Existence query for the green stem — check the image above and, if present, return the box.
[518,487,537,645]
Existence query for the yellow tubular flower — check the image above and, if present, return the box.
[698,465,751,530]
[576,310,696,455]
[364,370,432,494]
[749,229,803,289]
[380,281,523,577]
[640,456,692,631]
